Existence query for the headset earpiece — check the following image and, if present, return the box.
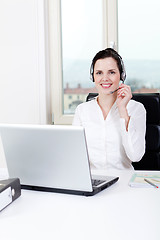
[90,64,94,82]
[119,56,126,82]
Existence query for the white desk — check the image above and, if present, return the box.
[0,170,160,240]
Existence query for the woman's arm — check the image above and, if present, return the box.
[72,106,82,126]
[119,102,146,162]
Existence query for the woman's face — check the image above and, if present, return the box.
[93,57,120,95]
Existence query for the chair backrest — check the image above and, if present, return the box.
[132,93,160,170]
[86,93,160,170]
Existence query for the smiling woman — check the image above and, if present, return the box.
[72,48,146,171]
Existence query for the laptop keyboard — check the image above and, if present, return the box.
[92,179,105,187]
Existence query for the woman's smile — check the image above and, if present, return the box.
[100,82,112,89]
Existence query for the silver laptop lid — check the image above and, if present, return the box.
[0,124,93,192]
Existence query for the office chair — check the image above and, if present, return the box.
[86,93,160,170]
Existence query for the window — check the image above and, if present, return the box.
[61,0,103,115]
[118,0,160,93]
[48,0,108,124]
[48,0,159,125]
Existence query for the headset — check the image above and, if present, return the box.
[90,48,126,83]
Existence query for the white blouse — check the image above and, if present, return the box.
[72,98,146,170]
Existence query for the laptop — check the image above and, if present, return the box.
[0,124,119,196]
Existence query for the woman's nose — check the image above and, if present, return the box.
[102,73,109,81]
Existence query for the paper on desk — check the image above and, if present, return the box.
[129,173,160,188]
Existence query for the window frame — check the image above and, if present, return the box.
[48,0,118,124]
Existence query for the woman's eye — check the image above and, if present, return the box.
[96,71,102,75]
[110,71,115,74]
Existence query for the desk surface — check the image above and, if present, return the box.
[0,169,160,240]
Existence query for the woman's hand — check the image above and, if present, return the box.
[117,83,132,108]
[116,84,132,131]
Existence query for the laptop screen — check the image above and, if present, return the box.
[0,124,93,192]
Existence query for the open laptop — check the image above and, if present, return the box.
[0,124,119,196]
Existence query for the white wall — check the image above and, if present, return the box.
[0,0,51,124]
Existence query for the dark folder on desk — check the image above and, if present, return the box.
[0,178,21,211]
[0,124,119,196]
